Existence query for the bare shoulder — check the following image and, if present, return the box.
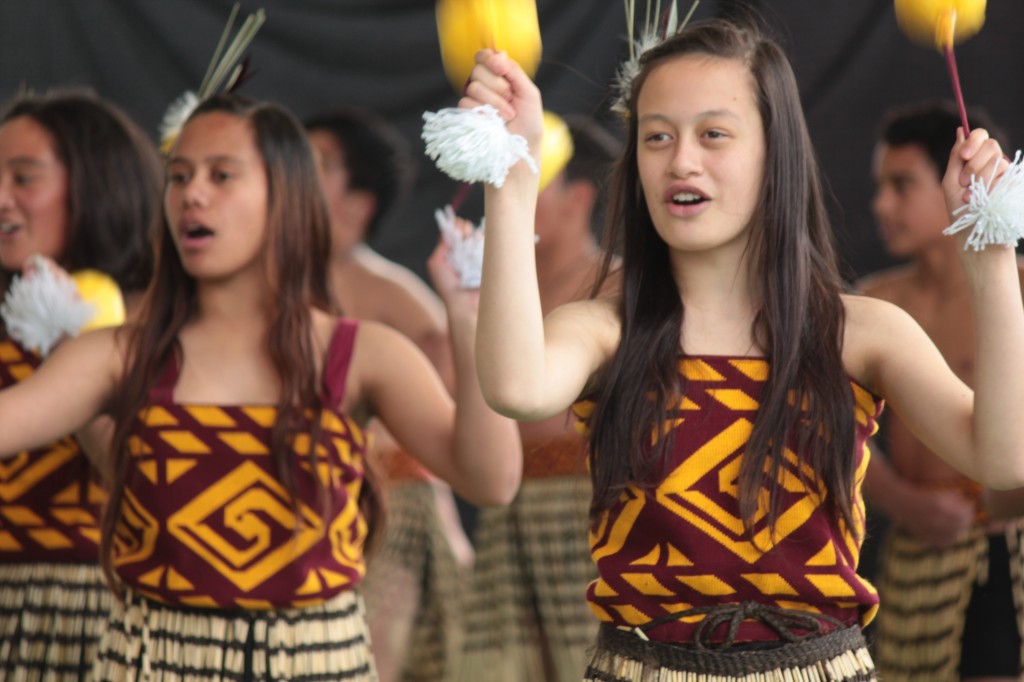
[77,325,127,370]
[357,247,440,294]
[38,325,125,397]
[314,309,413,367]
[853,263,914,299]
[348,318,420,366]
[370,277,447,352]
[346,251,446,336]
[841,292,926,392]
[355,247,445,315]
[337,317,425,413]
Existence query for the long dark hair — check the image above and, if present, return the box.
[589,19,856,538]
[0,90,160,294]
[100,94,381,594]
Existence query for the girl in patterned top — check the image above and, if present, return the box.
[0,94,521,681]
[463,17,1024,682]
[0,90,160,681]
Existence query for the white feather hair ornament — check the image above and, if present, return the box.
[944,150,1024,250]
[611,0,700,117]
[422,105,538,187]
[435,204,486,289]
[158,92,199,155]
[1,256,95,357]
[157,3,265,154]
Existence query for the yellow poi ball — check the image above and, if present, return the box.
[70,270,126,331]
[436,0,542,92]
[894,0,986,49]
[538,111,573,193]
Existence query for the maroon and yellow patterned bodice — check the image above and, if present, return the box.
[574,357,884,643]
[113,319,370,609]
[0,336,103,562]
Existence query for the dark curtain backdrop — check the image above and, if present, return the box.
[3,0,1023,282]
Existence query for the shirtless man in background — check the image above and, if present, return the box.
[859,100,1024,682]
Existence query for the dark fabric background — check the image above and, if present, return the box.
[3,0,1023,282]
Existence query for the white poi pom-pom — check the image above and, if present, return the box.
[422,105,538,187]
[435,204,486,289]
[158,91,199,152]
[0,258,95,356]
[944,150,1024,251]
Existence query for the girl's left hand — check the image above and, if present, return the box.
[461,49,544,159]
[943,127,1009,216]
[428,231,480,312]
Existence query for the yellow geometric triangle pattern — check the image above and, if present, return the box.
[166,459,198,485]
[631,545,661,566]
[0,341,23,362]
[167,461,325,592]
[0,337,103,560]
[114,399,368,608]
[217,432,270,456]
[582,357,885,641]
[51,483,81,505]
[806,542,837,567]
[186,406,237,428]
[158,431,211,455]
[141,406,179,427]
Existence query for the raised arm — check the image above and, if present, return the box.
[946,130,1024,486]
[352,314,521,507]
[854,129,1024,488]
[352,237,523,505]
[0,328,121,458]
[466,50,615,420]
[353,246,456,393]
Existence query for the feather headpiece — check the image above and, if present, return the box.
[158,3,265,154]
[610,0,700,117]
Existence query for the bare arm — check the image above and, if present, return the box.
[467,49,615,419]
[0,328,120,458]
[382,286,454,396]
[354,248,457,393]
[352,317,520,506]
[853,130,1024,488]
[75,416,115,482]
[941,129,1024,486]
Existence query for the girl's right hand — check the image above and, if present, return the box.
[460,49,544,160]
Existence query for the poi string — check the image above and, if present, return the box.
[895,0,1024,250]
[939,10,970,133]
[894,0,986,134]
